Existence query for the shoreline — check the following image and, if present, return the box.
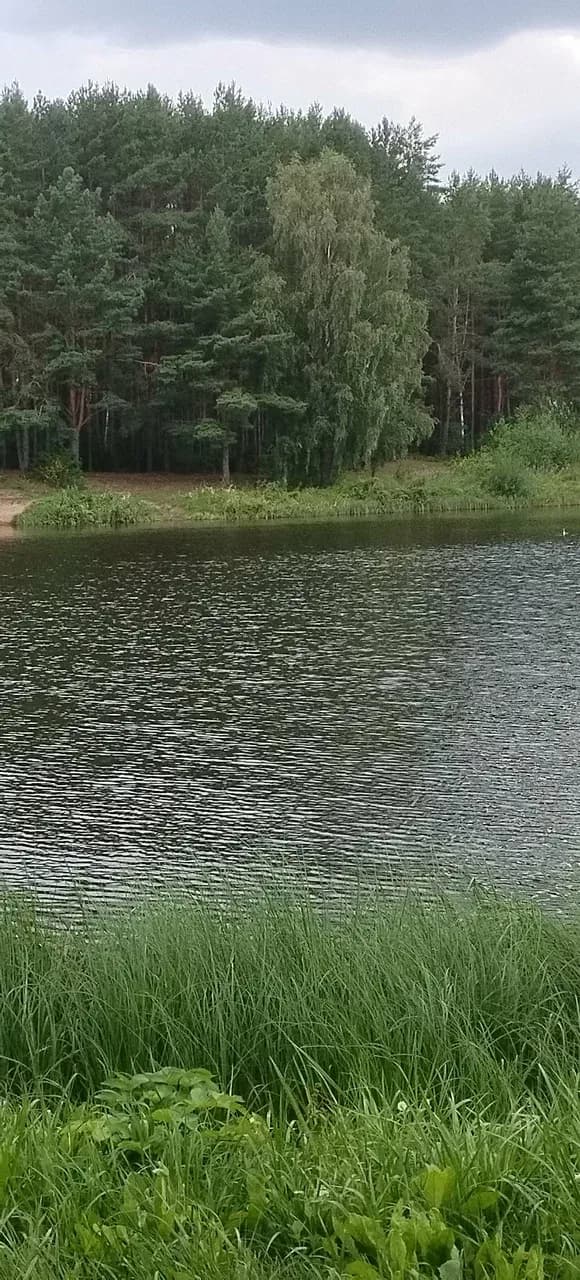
[4,466,580,533]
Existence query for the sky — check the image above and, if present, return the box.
[1,0,580,175]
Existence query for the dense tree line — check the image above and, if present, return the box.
[1,81,579,482]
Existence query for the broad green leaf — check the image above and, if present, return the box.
[462,1188,499,1216]
[525,1247,544,1280]
[387,1223,409,1274]
[475,1238,514,1280]
[419,1165,457,1208]
[333,1213,388,1258]
[440,1245,463,1280]
[345,1262,382,1279]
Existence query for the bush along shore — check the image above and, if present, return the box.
[13,407,580,532]
[0,895,579,1277]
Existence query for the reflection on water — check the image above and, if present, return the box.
[0,512,579,909]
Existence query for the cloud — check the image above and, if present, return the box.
[1,27,580,177]
[2,0,580,51]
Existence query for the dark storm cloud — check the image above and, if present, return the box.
[3,0,580,48]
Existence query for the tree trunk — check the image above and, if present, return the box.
[71,429,80,465]
[16,424,30,472]
[222,439,231,485]
[495,374,504,419]
[146,424,154,473]
[440,383,451,455]
[470,361,476,454]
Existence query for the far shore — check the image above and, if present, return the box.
[3,455,580,531]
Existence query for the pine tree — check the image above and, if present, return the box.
[496,174,580,403]
[21,168,142,462]
[157,208,299,481]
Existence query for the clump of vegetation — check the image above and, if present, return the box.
[475,453,538,501]
[488,403,580,471]
[18,489,155,530]
[33,449,84,489]
[0,897,579,1275]
[0,895,577,1104]
[1,1070,577,1277]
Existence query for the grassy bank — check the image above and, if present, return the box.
[0,898,579,1275]
[8,410,580,530]
[17,488,158,530]
[1,896,578,1103]
[181,461,580,524]
[14,459,580,532]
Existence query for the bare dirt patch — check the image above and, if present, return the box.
[0,497,33,526]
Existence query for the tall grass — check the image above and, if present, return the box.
[181,476,499,523]
[0,895,579,1110]
[0,897,579,1275]
[18,488,156,530]
[182,461,580,526]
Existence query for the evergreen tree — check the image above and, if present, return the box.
[20,168,142,462]
[157,208,299,481]
[496,174,580,403]
[1,79,579,478]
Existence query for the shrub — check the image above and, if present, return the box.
[489,405,580,471]
[482,454,536,501]
[33,450,84,489]
[18,489,155,530]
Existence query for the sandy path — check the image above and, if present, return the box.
[0,498,33,526]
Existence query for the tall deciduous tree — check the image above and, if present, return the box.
[433,173,490,454]
[268,149,430,482]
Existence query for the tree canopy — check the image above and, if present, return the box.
[0,82,579,479]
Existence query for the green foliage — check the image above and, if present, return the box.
[0,895,579,1110]
[67,1068,246,1158]
[268,149,430,480]
[18,489,155,530]
[0,1078,575,1278]
[488,405,580,470]
[495,175,580,402]
[33,450,84,488]
[2,84,580,475]
[480,455,537,501]
[0,898,577,1272]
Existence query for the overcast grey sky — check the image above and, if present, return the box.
[1,0,580,174]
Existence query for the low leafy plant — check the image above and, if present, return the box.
[66,1067,250,1159]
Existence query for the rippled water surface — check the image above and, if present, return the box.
[1,514,579,907]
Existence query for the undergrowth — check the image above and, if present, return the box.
[0,897,579,1275]
[18,489,157,530]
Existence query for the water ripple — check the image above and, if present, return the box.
[0,515,579,910]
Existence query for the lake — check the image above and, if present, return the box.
[1,512,579,909]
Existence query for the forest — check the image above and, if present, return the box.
[1,81,580,484]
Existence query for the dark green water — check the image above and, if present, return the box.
[1,512,579,908]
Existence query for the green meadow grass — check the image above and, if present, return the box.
[0,895,577,1105]
[0,896,578,1277]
